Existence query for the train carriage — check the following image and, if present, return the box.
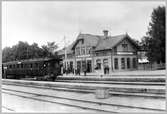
[2,58,62,80]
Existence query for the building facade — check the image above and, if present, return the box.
[58,30,139,74]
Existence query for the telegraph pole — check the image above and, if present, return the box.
[64,36,67,71]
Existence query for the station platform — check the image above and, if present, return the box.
[62,70,165,77]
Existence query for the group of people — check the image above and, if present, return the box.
[63,66,87,76]
[63,65,110,76]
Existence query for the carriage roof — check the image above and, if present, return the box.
[3,58,61,65]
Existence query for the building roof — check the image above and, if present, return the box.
[95,34,127,51]
[57,32,139,55]
[71,33,100,50]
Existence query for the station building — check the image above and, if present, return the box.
[58,30,140,74]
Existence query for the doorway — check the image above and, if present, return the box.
[87,60,92,72]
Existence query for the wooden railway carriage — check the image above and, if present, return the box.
[2,58,62,80]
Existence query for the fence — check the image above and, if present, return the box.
[138,63,165,70]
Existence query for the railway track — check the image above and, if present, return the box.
[2,89,113,113]
[56,79,165,85]
[2,85,165,113]
[3,81,165,98]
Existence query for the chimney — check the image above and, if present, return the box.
[103,30,108,38]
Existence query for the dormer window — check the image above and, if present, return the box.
[81,47,86,55]
[122,43,128,51]
[86,47,91,54]
[75,47,80,55]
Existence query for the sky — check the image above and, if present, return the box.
[2,1,165,50]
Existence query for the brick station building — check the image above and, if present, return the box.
[58,30,140,74]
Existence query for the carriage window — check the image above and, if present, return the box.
[24,64,27,68]
[13,64,15,68]
[17,64,19,68]
[35,63,38,67]
[21,64,23,68]
[30,64,33,68]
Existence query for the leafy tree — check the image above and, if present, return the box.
[2,41,59,62]
[141,6,165,63]
[2,47,12,62]
[41,42,58,58]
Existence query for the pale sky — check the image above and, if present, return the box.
[2,1,165,49]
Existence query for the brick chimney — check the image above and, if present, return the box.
[103,30,108,38]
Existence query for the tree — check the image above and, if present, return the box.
[41,42,58,58]
[2,41,59,62]
[2,47,13,62]
[141,6,165,63]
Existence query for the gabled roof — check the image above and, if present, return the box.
[71,33,100,49]
[57,32,139,55]
[95,34,127,51]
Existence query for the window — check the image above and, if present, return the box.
[103,59,108,67]
[17,64,19,68]
[35,63,38,68]
[86,47,91,54]
[114,47,117,53]
[96,52,100,56]
[127,58,130,69]
[30,63,33,68]
[114,58,119,70]
[9,65,12,69]
[75,47,80,55]
[122,43,128,51]
[121,58,125,69]
[24,64,27,68]
[133,58,137,68]
[81,47,86,55]
[95,59,101,70]
[21,64,23,68]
